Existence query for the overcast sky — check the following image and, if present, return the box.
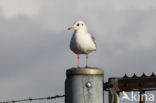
[0,0,156,103]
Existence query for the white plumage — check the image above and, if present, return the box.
[68,21,96,68]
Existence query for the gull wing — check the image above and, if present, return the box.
[90,34,96,45]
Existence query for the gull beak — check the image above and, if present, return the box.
[68,26,75,30]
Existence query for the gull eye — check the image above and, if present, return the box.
[77,24,79,26]
[82,24,83,26]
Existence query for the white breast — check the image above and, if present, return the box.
[70,30,96,54]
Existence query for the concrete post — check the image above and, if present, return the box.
[108,78,120,103]
[65,67,104,103]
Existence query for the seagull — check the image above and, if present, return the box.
[68,21,96,68]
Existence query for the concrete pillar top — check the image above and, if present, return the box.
[66,67,104,75]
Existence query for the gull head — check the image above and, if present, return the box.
[68,21,87,31]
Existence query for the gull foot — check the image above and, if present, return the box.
[85,65,89,68]
[77,66,80,69]
[72,66,80,69]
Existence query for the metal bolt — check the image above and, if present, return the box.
[86,82,92,88]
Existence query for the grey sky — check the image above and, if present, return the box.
[0,0,156,103]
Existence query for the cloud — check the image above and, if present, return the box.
[0,14,70,99]
[0,0,42,19]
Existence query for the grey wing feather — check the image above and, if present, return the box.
[90,34,96,45]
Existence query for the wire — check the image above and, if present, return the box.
[0,94,65,103]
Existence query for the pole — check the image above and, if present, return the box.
[108,78,120,103]
[65,67,104,103]
[140,91,145,103]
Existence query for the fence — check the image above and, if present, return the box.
[107,73,156,103]
[0,95,65,103]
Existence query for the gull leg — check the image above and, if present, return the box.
[77,55,80,69]
[85,54,88,68]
